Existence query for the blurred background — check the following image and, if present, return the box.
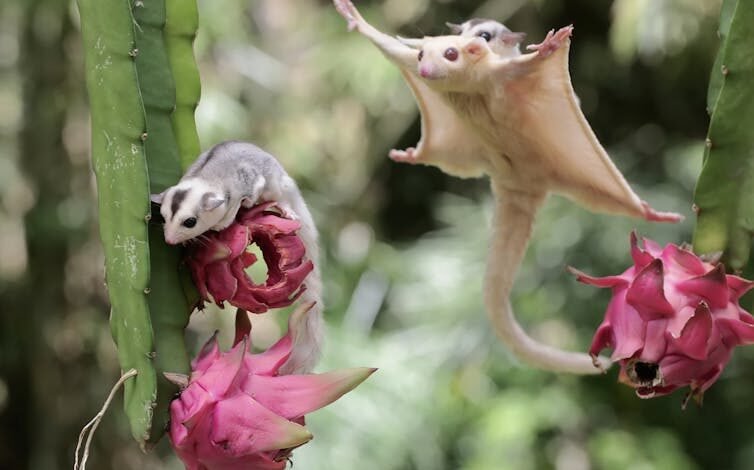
[2,0,751,469]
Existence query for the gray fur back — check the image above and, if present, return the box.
[180,140,324,373]
[184,141,285,198]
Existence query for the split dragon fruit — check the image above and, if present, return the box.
[571,233,754,403]
[186,202,313,313]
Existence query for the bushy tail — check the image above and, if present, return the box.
[279,193,324,374]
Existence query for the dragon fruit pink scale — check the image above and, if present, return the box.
[186,202,314,313]
[169,305,376,470]
[570,232,754,403]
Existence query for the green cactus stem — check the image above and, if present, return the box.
[131,0,194,444]
[164,0,202,169]
[145,225,191,444]
[79,0,201,446]
[693,0,754,270]
[131,0,182,189]
[78,0,157,445]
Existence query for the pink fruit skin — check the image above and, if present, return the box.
[187,202,313,313]
[169,308,376,470]
[571,232,754,402]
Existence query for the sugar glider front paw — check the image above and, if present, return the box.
[389,147,421,164]
[277,202,299,220]
[526,25,573,58]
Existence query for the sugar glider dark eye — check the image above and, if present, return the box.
[443,47,459,61]
[478,31,492,42]
[417,50,424,61]
[182,217,197,228]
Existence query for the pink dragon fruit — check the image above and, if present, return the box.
[570,232,754,403]
[187,202,313,313]
[169,304,376,470]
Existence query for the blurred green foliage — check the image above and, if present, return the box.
[4,0,754,469]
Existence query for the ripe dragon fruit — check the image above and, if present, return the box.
[570,232,754,403]
[168,304,376,470]
[186,202,313,313]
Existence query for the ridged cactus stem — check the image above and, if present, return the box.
[164,0,201,169]
[77,0,157,445]
[693,0,754,270]
[131,0,182,189]
[145,225,191,444]
[130,0,194,444]
[79,0,200,447]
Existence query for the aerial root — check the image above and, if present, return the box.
[74,368,138,470]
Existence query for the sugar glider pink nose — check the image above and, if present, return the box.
[419,66,431,78]
[165,233,178,245]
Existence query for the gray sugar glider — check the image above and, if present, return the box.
[151,141,322,374]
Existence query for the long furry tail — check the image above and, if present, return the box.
[485,180,611,374]
[279,195,324,374]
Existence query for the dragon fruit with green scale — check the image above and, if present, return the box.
[570,232,754,403]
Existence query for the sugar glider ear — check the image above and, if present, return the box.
[200,192,225,211]
[150,191,165,204]
[499,31,526,46]
[464,38,487,58]
[446,22,463,35]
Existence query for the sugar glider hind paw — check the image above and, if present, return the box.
[389,147,421,164]
[640,200,684,223]
[526,25,573,57]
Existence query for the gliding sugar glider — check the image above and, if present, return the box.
[334,0,682,375]
[151,141,323,374]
